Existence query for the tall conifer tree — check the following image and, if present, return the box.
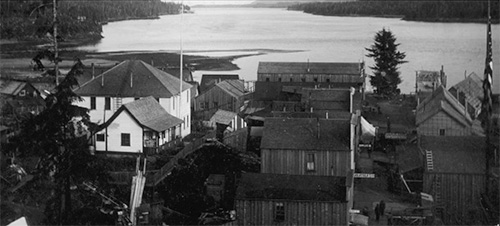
[365,28,407,96]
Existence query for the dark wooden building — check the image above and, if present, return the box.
[421,136,486,224]
[0,79,45,118]
[193,80,246,119]
[260,117,353,177]
[254,61,365,101]
[235,173,348,225]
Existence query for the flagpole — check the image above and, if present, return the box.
[483,0,493,195]
[179,1,184,138]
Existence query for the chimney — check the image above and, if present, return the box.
[307,59,310,72]
[101,73,104,87]
[316,117,320,139]
[130,72,133,88]
[91,63,95,79]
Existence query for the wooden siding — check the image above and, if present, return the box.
[261,149,350,176]
[236,199,348,225]
[423,173,485,224]
[193,85,242,116]
[417,111,471,136]
[257,73,362,84]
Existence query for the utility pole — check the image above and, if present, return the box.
[179,1,184,138]
[53,0,59,86]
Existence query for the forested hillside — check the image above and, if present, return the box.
[288,0,499,23]
[0,0,186,40]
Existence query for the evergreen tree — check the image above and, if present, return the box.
[365,28,407,96]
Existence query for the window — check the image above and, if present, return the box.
[439,129,445,136]
[90,97,96,110]
[326,78,331,83]
[290,78,293,82]
[278,77,282,82]
[306,153,315,171]
[121,133,130,146]
[313,77,318,82]
[96,134,105,142]
[213,102,218,108]
[301,77,306,82]
[105,97,111,110]
[135,97,140,100]
[19,90,26,97]
[266,77,270,82]
[275,202,285,222]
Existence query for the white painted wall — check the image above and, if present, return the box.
[77,90,192,140]
[106,111,143,153]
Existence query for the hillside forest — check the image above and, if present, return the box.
[0,0,187,40]
[288,0,500,23]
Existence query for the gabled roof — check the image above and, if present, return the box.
[258,62,362,75]
[210,109,237,125]
[0,80,28,96]
[261,118,350,150]
[215,80,245,98]
[236,173,346,202]
[104,96,183,132]
[75,60,192,98]
[420,136,485,174]
[416,86,472,126]
[449,72,483,108]
[200,74,239,93]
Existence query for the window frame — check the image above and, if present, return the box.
[306,153,316,172]
[439,129,445,136]
[96,133,105,142]
[121,133,131,146]
[90,97,96,110]
[274,202,285,222]
[104,97,111,110]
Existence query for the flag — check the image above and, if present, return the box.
[481,4,493,128]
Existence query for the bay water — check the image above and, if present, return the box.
[77,7,500,94]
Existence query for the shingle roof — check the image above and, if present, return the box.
[200,74,239,93]
[210,109,237,125]
[236,173,346,202]
[420,136,485,174]
[105,96,183,132]
[396,143,424,173]
[261,118,350,150]
[0,80,27,96]
[215,80,245,98]
[416,86,472,126]
[75,60,192,98]
[258,62,362,75]
[449,72,483,109]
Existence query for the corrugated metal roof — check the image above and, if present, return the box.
[210,109,237,125]
[107,96,183,132]
[421,136,485,174]
[200,74,239,93]
[236,173,346,202]
[450,72,483,108]
[260,118,350,150]
[75,60,192,98]
[215,80,245,98]
[258,62,361,75]
[0,80,26,95]
[416,86,472,126]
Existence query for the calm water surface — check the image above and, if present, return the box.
[78,7,500,94]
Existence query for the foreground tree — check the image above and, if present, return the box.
[3,59,112,225]
[365,28,407,96]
